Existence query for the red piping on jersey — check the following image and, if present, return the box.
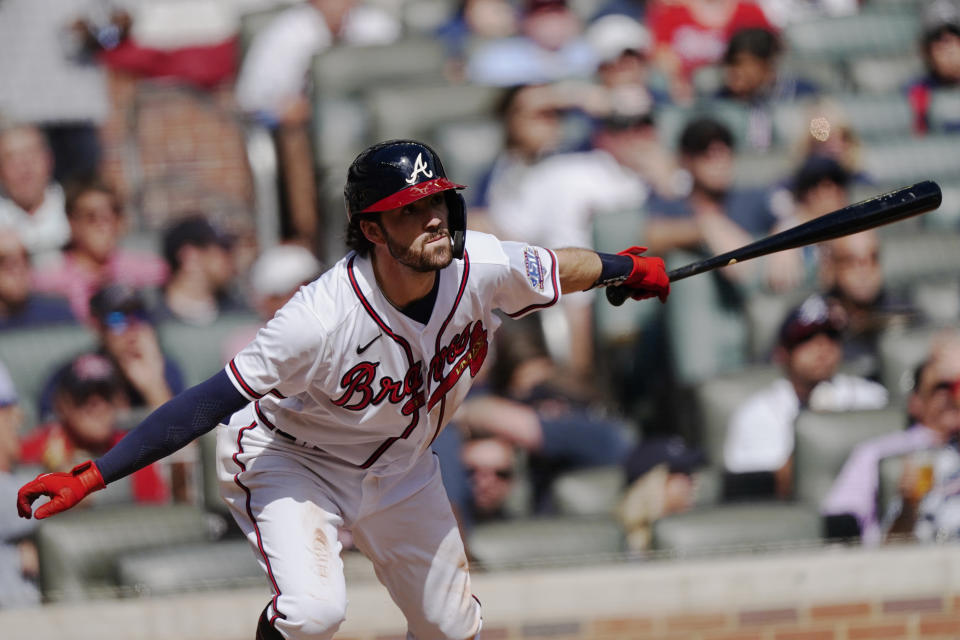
[229,359,263,399]
[230,359,286,401]
[232,421,286,625]
[347,255,421,468]
[428,250,471,446]
[505,248,560,318]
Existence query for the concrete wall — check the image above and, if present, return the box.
[5,542,960,640]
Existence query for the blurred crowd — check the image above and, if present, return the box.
[2,0,960,607]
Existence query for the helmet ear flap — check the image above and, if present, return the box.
[445,191,467,259]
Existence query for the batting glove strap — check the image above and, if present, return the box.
[17,460,106,520]
[617,246,670,303]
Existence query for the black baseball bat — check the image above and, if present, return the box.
[606,180,943,306]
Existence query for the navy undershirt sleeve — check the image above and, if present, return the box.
[590,252,634,289]
[95,369,250,484]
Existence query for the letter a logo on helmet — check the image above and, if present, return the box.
[405,153,434,184]
[344,139,469,258]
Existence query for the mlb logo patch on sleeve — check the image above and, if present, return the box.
[523,246,546,291]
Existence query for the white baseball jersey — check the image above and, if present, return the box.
[224,231,560,475]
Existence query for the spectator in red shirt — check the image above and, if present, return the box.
[20,353,169,504]
[648,0,773,102]
[32,179,168,322]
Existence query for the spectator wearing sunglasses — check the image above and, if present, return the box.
[37,284,185,422]
[723,295,888,500]
[461,434,519,525]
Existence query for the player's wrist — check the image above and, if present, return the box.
[588,251,635,290]
[73,460,106,493]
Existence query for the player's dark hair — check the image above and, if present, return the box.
[723,27,782,65]
[345,212,379,257]
[678,117,735,156]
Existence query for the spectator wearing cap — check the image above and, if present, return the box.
[222,244,322,361]
[907,0,960,133]
[467,0,598,86]
[823,334,960,544]
[586,14,669,105]
[617,436,705,551]
[0,360,41,608]
[37,284,185,422]
[724,295,888,499]
[0,227,74,331]
[158,215,248,326]
[20,353,169,504]
[32,178,168,322]
[0,123,71,266]
[765,155,851,293]
[645,117,775,279]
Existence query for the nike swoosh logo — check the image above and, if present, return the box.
[356,334,381,355]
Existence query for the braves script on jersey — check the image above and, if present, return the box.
[224,231,559,474]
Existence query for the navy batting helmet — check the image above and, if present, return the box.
[344,140,467,259]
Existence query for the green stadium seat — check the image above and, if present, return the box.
[0,324,95,429]
[116,539,264,595]
[877,324,946,402]
[310,38,447,97]
[879,231,960,289]
[36,504,211,601]
[550,466,626,517]
[432,118,505,194]
[467,516,625,568]
[832,94,914,141]
[744,288,816,363]
[650,503,823,555]
[786,13,921,61]
[368,84,503,142]
[861,135,960,185]
[850,54,925,94]
[733,149,794,188]
[929,89,960,132]
[691,364,781,468]
[793,408,905,509]
[156,312,260,387]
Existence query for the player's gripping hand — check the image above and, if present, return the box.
[619,246,670,303]
[17,460,105,520]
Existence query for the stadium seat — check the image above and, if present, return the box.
[649,503,822,556]
[432,118,505,194]
[310,38,448,98]
[664,250,752,386]
[550,466,626,517]
[367,84,504,141]
[831,93,915,141]
[879,231,960,290]
[793,408,906,509]
[156,312,260,387]
[877,324,948,403]
[467,516,625,568]
[0,324,95,429]
[929,89,960,132]
[786,13,921,62]
[733,149,794,188]
[850,55,925,94]
[691,364,781,468]
[36,504,212,601]
[861,135,960,186]
[116,539,264,595]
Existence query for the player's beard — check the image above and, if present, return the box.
[383,227,454,272]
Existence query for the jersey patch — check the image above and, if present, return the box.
[523,246,546,291]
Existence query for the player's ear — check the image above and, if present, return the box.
[359,217,386,247]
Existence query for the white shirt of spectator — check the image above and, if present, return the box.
[0,183,69,265]
[488,149,649,307]
[234,2,400,117]
[724,374,889,473]
[225,232,560,476]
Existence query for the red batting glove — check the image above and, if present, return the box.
[618,246,670,303]
[17,460,106,520]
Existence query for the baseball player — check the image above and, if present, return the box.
[16,140,669,640]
